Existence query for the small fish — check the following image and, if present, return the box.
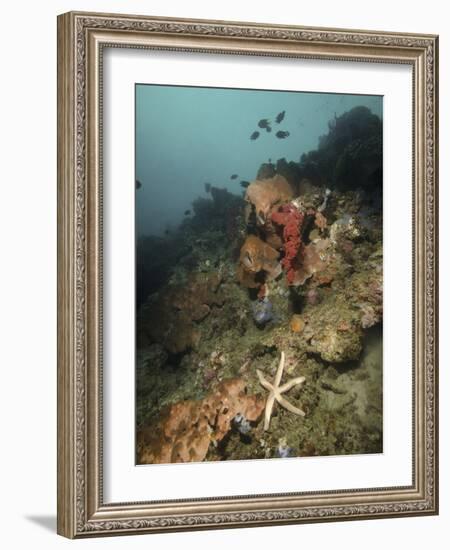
[240,180,250,188]
[250,131,260,140]
[230,174,238,180]
[266,126,272,133]
[258,118,270,129]
[136,180,142,190]
[275,110,286,124]
[184,209,191,216]
[275,130,290,139]
[164,229,170,235]
[204,182,211,193]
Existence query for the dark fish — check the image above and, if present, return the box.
[184,209,191,216]
[240,180,250,188]
[250,131,260,140]
[258,118,270,129]
[136,180,142,190]
[230,174,238,180]
[204,182,211,193]
[164,229,170,235]
[275,110,285,124]
[266,126,272,133]
[275,130,290,139]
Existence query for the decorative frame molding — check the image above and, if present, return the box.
[57,11,438,538]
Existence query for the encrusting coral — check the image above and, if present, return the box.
[290,238,332,287]
[237,234,281,288]
[137,378,265,463]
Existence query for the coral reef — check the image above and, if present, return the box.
[271,204,305,285]
[300,106,382,191]
[290,314,305,333]
[136,234,189,309]
[256,162,276,180]
[237,235,281,288]
[245,175,294,223]
[251,297,275,326]
[192,185,244,232]
[137,378,265,463]
[290,238,332,287]
[137,272,224,354]
[136,104,384,464]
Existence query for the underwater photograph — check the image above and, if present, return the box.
[135,84,383,465]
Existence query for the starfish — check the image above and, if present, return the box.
[257,351,306,431]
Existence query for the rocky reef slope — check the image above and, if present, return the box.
[136,106,383,464]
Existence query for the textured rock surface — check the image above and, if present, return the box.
[137,272,224,354]
[137,378,265,464]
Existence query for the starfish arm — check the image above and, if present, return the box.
[264,394,276,431]
[257,369,275,392]
[279,376,305,393]
[274,351,285,387]
[276,395,305,417]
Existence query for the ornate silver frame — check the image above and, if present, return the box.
[57,11,439,538]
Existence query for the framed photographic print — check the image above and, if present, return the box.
[57,11,439,538]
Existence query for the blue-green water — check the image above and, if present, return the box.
[135,85,382,236]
